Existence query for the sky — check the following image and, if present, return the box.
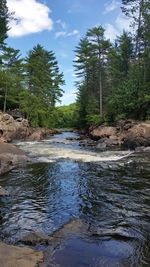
[7,0,130,105]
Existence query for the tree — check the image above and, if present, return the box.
[107,31,133,90]
[0,46,25,111]
[0,0,10,46]
[87,26,111,116]
[26,44,64,107]
[19,44,65,127]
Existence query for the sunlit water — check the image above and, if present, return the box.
[0,132,150,266]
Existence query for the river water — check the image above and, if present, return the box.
[0,132,150,266]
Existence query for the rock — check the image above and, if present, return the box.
[0,186,9,196]
[135,146,150,152]
[0,242,43,267]
[96,142,107,150]
[27,128,47,141]
[0,143,28,175]
[90,126,117,140]
[122,123,150,149]
[0,112,58,142]
[21,232,49,246]
[0,112,30,141]
[89,121,150,150]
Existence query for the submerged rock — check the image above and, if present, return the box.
[0,242,43,267]
[21,232,50,246]
[0,186,9,196]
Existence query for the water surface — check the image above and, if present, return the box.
[0,132,150,266]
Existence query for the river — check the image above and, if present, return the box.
[0,132,150,266]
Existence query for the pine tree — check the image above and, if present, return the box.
[0,0,9,46]
[0,46,25,111]
[87,26,111,116]
[26,44,64,107]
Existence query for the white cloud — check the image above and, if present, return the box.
[116,15,131,31]
[105,14,131,41]
[56,19,67,30]
[55,30,80,39]
[105,23,119,41]
[104,0,120,14]
[7,0,53,37]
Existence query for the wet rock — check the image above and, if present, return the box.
[96,142,107,150]
[66,137,80,141]
[0,242,43,267]
[0,186,9,196]
[135,146,150,152]
[0,143,28,175]
[21,232,50,246]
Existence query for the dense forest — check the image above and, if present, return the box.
[0,0,150,128]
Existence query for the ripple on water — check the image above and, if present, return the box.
[0,132,150,266]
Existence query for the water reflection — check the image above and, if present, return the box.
[0,133,150,266]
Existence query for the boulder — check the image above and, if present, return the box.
[0,242,43,267]
[0,112,58,142]
[27,128,47,141]
[0,112,31,141]
[90,126,117,140]
[122,123,150,149]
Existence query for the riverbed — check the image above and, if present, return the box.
[0,132,150,266]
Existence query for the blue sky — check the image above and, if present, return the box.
[7,0,130,105]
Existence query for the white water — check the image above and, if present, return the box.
[16,132,133,163]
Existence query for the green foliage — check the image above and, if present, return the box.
[19,44,65,127]
[50,103,78,128]
[0,47,25,111]
[0,0,9,45]
[86,115,104,126]
[0,0,149,129]
[74,0,150,126]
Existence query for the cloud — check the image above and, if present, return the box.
[105,14,131,41]
[7,0,53,37]
[55,30,80,39]
[56,19,67,30]
[104,0,120,14]
[116,15,130,31]
[105,23,119,41]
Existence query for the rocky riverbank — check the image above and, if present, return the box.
[0,112,59,142]
[0,112,60,177]
[80,120,150,150]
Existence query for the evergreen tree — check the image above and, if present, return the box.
[87,26,111,116]
[0,46,25,111]
[0,0,9,46]
[26,44,64,107]
[20,44,65,127]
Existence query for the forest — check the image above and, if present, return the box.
[0,0,150,128]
